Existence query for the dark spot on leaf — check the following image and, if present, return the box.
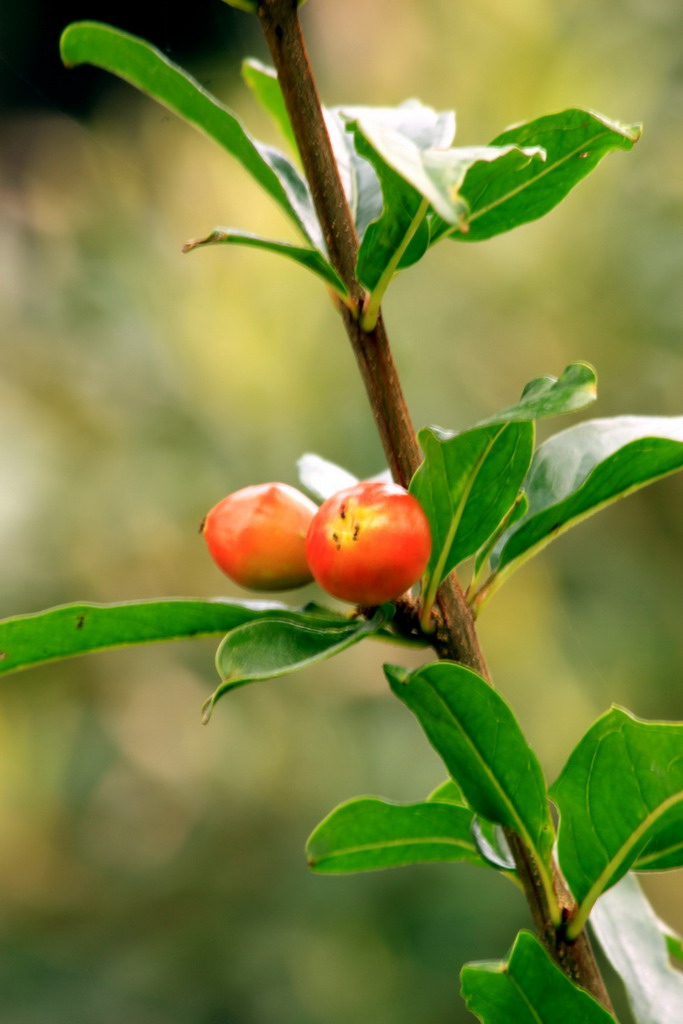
[0,651,6,661]
[76,614,86,630]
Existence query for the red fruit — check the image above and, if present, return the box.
[201,483,317,591]
[305,481,431,605]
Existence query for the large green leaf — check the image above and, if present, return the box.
[591,873,683,1024]
[550,707,683,938]
[182,228,348,299]
[460,930,617,1024]
[411,422,534,585]
[306,796,492,874]
[0,598,289,676]
[431,108,641,243]
[60,22,323,248]
[489,416,683,594]
[385,662,555,898]
[204,606,389,719]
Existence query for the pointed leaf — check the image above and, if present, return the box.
[494,416,683,581]
[60,22,322,248]
[306,796,492,874]
[550,707,683,934]
[0,598,291,676]
[241,58,298,157]
[385,662,554,866]
[411,421,534,583]
[476,362,598,426]
[204,606,389,718]
[591,873,683,1024]
[182,228,348,298]
[461,930,617,1024]
[432,108,641,243]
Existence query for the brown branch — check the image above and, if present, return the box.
[257,0,613,1013]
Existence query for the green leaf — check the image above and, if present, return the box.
[591,873,683,1024]
[491,416,683,590]
[241,58,298,157]
[432,108,641,243]
[634,817,683,872]
[664,931,683,966]
[550,706,683,938]
[204,606,389,719]
[306,795,493,874]
[60,22,322,248]
[182,228,348,299]
[411,421,534,586]
[385,662,556,893]
[476,362,598,426]
[0,598,289,676]
[461,930,617,1024]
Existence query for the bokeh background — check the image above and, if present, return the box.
[2,1,683,1021]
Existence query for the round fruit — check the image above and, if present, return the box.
[201,483,317,590]
[305,481,431,605]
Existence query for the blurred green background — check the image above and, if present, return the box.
[2,0,683,1021]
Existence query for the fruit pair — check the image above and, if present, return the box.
[201,480,431,605]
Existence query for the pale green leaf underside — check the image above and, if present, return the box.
[306,796,490,873]
[385,662,554,864]
[551,707,683,917]
[0,598,289,676]
[591,873,683,1024]
[59,22,322,248]
[182,228,348,297]
[496,416,683,576]
[461,930,617,1024]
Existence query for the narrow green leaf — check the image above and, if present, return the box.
[591,873,683,1024]
[411,422,534,584]
[60,22,322,248]
[241,58,298,157]
[476,362,598,426]
[385,662,555,870]
[461,930,617,1024]
[550,707,683,936]
[182,228,348,298]
[432,108,641,243]
[0,598,290,676]
[493,416,683,584]
[204,606,389,718]
[663,931,683,966]
[306,796,491,874]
